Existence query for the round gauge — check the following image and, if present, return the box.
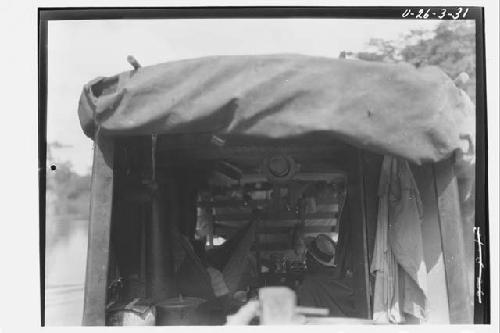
[261,155,298,182]
[268,155,291,177]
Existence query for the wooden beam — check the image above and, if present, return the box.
[358,150,372,318]
[343,149,369,319]
[215,218,336,228]
[251,242,291,252]
[155,145,344,165]
[198,199,269,208]
[156,135,348,153]
[258,226,334,234]
[200,199,339,209]
[433,159,473,323]
[82,133,114,326]
[214,211,337,222]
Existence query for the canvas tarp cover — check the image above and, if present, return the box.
[78,54,475,165]
[80,55,477,325]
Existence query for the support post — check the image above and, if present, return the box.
[346,150,370,318]
[82,132,114,326]
[432,158,473,324]
[357,150,372,318]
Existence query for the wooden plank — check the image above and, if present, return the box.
[258,234,289,243]
[358,151,372,318]
[258,226,334,234]
[157,142,342,155]
[343,150,369,319]
[82,133,114,326]
[215,218,336,229]
[155,146,348,166]
[208,171,346,186]
[433,159,473,323]
[361,152,383,269]
[200,199,338,210]
[214,211,337,222]
[154,133,352,152]
[198,199,269,208]
[251,242,291,252]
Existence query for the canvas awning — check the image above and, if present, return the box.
[78,54,475,165]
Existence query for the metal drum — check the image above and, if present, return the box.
[155,296,206,325]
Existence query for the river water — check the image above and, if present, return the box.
[45,218,88,326]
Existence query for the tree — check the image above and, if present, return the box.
[46,142,91,218]
[356,21,476,103]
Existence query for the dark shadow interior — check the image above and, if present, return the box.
[106,133,383,325]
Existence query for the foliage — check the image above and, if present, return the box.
[356,21,476,103]
[46,143,91,218]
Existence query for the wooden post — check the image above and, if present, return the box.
[82,132,114,326]
[411,164,451,323]
[432,158,473,323]
[345,149,370,319]
[357,150,372,318]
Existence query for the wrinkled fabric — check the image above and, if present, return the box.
[388,158,428,320]
[371,157,403,323]
[206,267,230,297]
[297,271,357,317]
[78,54,475,165]
[371,156,428,323]
[176,235,215,301]
[176,222,257,299]
[221,221,257,293]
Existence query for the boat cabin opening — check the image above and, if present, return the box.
[105,133,376,324]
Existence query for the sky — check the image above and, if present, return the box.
[47,18,440,175]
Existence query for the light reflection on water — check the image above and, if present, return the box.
[45,218,88,326]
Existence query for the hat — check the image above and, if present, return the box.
[306,234,337,267]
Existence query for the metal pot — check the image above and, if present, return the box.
[155,296,206,325]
